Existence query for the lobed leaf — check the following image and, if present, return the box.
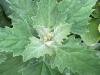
[50,37,100,75]
[22,59,62,75]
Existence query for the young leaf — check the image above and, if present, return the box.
[33,0,96,35]
[23,36,55,61]
[23,24,71,61]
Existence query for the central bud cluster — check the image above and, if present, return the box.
[37,27,55,46]
[43,32,54,46]
[43,32,53,42]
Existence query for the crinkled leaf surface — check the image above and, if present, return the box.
[50,37,100,75]
[53,23,71,43]
[0,26,31,56]
[82,19,100,46]
[23,0,97,62]
[23,36,55,61]
[57,0,97,34]
[0,0,38,56]
[23,24,71,61]
[0,0,99,75]
[0,53,23,75]
[0,0,96,56]
[22,59,62,75]
[34,0,97,35]
[34,0,57,27]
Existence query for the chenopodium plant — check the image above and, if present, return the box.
[0,0,100,75]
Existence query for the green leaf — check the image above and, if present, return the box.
[53,23,71,43]
[0,0,96,56]
[34,0,57,27]
[7,0,38,31]
[33,0,96,35]
[0,53,23,75]
[0,0,38,56]
[7,0,37,18]
[82,19,100,46]
[23,36,55,61]
[0,0,98,74]
[0,52,7,64]
[50,37,100,75]
[0,27,31,56]
[22,59,62,75]
[57,0,97,34]
[23,24,71,61]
